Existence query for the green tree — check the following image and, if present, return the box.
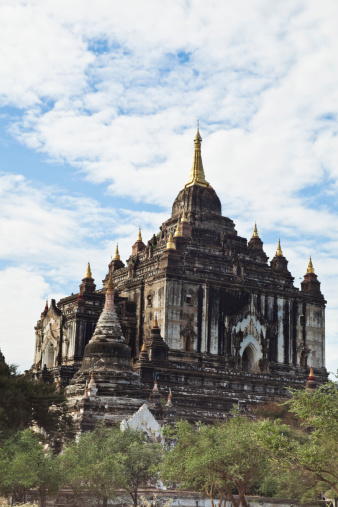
[258,376,338,500]
[0,429,61,506]
[0,358,73,443]
[61,425,162,507]
[61,425,123,507]
[161,411,271,507]
[113,428,163,506]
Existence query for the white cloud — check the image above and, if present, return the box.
[0,267,49,371]
[0,173,167,370]
[0,0,337,374]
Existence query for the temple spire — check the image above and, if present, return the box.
[113,243,120,261]
[137,227,142,242]
[85,262,92,278]
[306,366,316,390]
[174,221,182,237]
[307,256,315,274]
[252,222,259,238]
[166,232,175,250]
[276,239,283,257]
[185,123,210,188]
[106,272,114,291]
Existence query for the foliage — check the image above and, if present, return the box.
[62,425,163,507]
[161,410,271,507]
[0,360,73,443]
[0,429,61,506]
[258,376,338,500]
[115,428,163,506]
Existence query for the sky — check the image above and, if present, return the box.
[0,0,337,376]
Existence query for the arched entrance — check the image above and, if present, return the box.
[242,345,256,373]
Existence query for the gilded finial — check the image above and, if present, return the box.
[113,243,120,261]
[85,262,92,278]
[308,366,315,380]
[166,232,175,250]
[165,388,173,407]
[276,239,283,257]
[181,209,188,223]
[137,227,142,242]
[174,221,182,237]
[252,222,259,238]
[185,125,210,188]
[307,256,315,274]
[154,315,159,328]
[83,381,89,399]
[141,340,147,352]
[105,272,114,291]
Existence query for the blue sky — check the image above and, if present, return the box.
[0,0,337,376]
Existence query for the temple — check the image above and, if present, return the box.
[32,127,327,429]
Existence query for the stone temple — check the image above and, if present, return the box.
[32,127,327,429]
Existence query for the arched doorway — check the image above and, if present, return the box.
[242,346,256,373]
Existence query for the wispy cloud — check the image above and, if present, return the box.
[0,0,337,374]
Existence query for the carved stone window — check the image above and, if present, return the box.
[147,295,152,307]
[47,343,54,368]
[186,294,192,305]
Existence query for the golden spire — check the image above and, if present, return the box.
[154,315,159,328]
[113,243,120,261]
[174,221,182,237]
[106,272,114,291]
[307,256,315,274]
[85,262,92,278]
[276,239,283,257]
[141,340,147,352]
[137,227,142,242]
[252,222,259,238]
[181,209,188,223]
[166,232,175,250]
[308,366,315,380]
[185,123,210,188]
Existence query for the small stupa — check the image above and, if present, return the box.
[67,274,143,429]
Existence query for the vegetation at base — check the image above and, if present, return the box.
[0,430,61,506]
[160,375,338,507]
[0,358,73,444]
[61,424,163,507]
[0,368,337,506]
[161,409,270,507]
[258,374,338,500]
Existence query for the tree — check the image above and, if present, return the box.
[0,429,61,506]
[0,357,73,443]
[113,428,163,506]
[61,424,124,507]
[161,411,271,507]
[61,425,163,507]
[258,376,338,500]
